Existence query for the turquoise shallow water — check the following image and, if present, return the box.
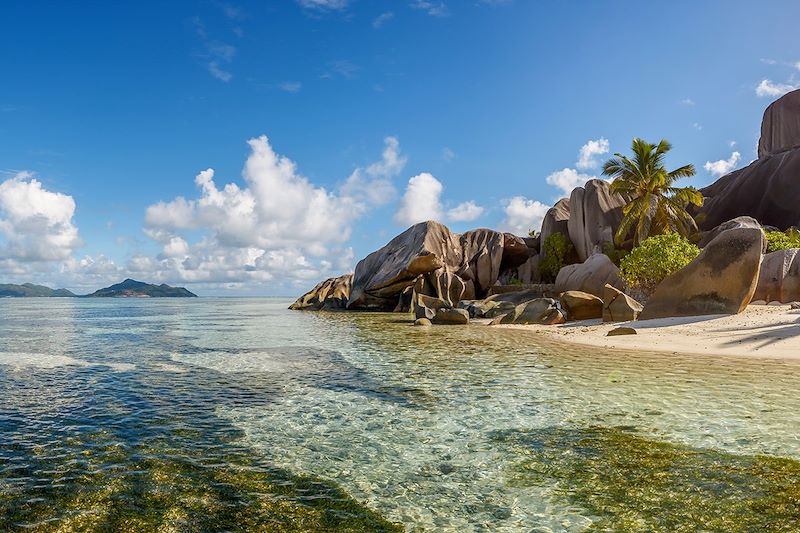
[2,298,800,531]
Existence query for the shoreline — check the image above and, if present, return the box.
[492,304,800,360]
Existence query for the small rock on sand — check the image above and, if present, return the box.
[607,326,637,336]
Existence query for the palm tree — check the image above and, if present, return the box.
[603,138,703,247]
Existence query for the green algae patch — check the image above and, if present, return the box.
[494,426,800,532]
[0,443,402,532]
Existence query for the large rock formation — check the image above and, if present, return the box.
[753,248,800,303]
[289,274,353,310]
[554,253,624,298]
[698,89,800,230]
[640,227,764,320]
[347,221,532,311]
[758,88,800,158]
[567,180,628,261]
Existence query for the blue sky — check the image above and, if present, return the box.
[1,0,799,295]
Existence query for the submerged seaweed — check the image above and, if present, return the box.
[494,426,800,532]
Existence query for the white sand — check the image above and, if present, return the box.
[497,304,800,359]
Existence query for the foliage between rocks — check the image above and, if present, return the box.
[619,233,699,295]
[540,233,574,282]
[765,229,800,253]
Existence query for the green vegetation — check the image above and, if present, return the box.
[619,234,699,295]
[87,278,197,298]
[495,425,800,532]
[0,283,75,297]
[540,233,574,282]
[603,138,703,246]
[602,242,629,267]
[765,228,800,253]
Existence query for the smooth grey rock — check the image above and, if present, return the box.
[414,318,432,326]
[698,216,764,249]
[567,180,628,261]
[640,227,764,319]
[602,284,643,322]
[431,308,470,325]
[559,290,603,320]
[555,254,624,298]
[758,88,800,158]
[753,248,800,304]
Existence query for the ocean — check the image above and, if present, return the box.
[2,298,800,531]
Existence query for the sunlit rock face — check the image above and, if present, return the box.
[567,180,628,262]
[758,88,800,158]
[289,274,353,310]
[753,248,800,304]
[346,221,533,311]
[699,89,800,231]
[640,227,764,320]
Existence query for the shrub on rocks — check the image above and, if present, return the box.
[765,229,800,253]
[540,233,575,282]
[620,234,699,296]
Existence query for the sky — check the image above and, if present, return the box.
[1,0,800,295]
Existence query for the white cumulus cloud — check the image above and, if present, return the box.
[0,172,81,264]
[447,201,484,222]
[341,136,406,206]
[394,172,443,226]
[143,135,370,286]
[502,196,549,236]
[545,168,595,196]
[704,151,741,177]
[756,79,799,98]
[576,137,609,170]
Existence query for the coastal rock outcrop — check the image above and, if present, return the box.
[289,274,353,310]
[567,180,628,261]
[698,89,800,231]
[753,248,800,303]
[347,221,532,311]
[758,88,800,158]
[559,290,603,320]
[602,284,643,322]
[554,253,624,298]
[640,227,764,320]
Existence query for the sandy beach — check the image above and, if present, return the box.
[497,304,800,359]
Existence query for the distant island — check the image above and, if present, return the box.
[0,283,76,298]
[0,279,197,298]
[86,279,197,298]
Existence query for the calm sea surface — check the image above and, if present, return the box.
[2,298,800,532]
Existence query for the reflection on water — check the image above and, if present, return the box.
[1,298,800,531]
